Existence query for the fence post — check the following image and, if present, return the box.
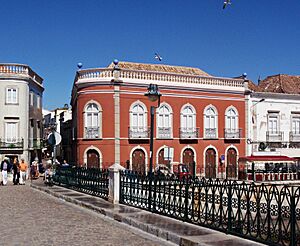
[227,181,233,233]
[290,186,296,246]
[108,163,125,204]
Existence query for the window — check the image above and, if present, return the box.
[291,114,300,135]
[5,122,18,142]
[226,107,238,130]
[180,105,196,130]
[204,106,217,138]
[157,104,172,138]
[130,103,147,138]
[268,113,279,134]
[6,88,18,104]
[30,92,34,106]
[84,103,101,139]
[37,95,41,108]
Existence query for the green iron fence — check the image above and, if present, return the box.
[53,167,109,200]
[120,171,300,246]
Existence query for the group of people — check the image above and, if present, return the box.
[0,157,28,186]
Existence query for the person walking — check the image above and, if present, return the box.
[1,157,10,186]
[12,157,20,185]
[19,158,28,185]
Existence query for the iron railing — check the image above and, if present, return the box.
[0,138,24,149]
[157,127,172,139]
[290,132,300,142]
[204,128,217,139]
[179,127,199,139]
[267,131,284,142]
[53,167,109,199]
[128,126,150,139]
[84,127,100,139]
[120,172,300,246]
[28,138,42,149]
[224,128,242,139]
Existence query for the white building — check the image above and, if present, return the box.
[0,63,44,163]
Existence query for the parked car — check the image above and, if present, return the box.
[173,164,190,180]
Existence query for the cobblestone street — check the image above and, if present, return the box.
[0,182,173,246]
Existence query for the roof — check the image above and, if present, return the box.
[239,155,297,162]
[107,61,211,77]
[257,74,300,94]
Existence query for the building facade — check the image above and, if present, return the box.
[0,63,44,163]
[71,61,247,179]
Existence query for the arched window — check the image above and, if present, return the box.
[129,102,148,138]
[180,105,197,139]
[84,103,101,139]
[204,106,218,139]
[225,107,239,139]
[157,104,172,139]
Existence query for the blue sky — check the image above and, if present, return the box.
[1,0,300,109]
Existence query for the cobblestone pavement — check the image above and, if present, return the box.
[0,182,174,246]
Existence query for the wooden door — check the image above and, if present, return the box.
[132,149,146,173]
[205,148,216,178]
[183,148,194,175]
[87,149,99,168]
[226,148,237,179]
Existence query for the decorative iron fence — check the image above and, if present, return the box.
[53,167,109,200]
[120,171,300,246]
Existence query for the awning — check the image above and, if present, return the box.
[239,155,297,162]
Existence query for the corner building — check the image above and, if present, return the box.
[71,61,247,179]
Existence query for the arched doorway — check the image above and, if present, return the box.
[183,148,195,175]
[158,149,170,168]
[132,149,146,173]
[205,148,216,178]
[87,149,99,168]
[226,148,237,179]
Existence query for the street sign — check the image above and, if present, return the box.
[47,132,62,146]
[164,147,174,160]
[220,154,225,161]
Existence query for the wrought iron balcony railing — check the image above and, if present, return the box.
[128,127,150,139]
[289,131,300,142]
[204,128,217,139]
[266,131,283,142]
[224,128,242,139]
[0,138,24,149]
[179,127,199,139]
[157,127,172,139]
[28,138,43,149]
[85,127,100,139]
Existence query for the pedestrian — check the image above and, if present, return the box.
[62,160,69,167]
[12,157,20,185]
[19,158,28,185]
[1,157,10,186]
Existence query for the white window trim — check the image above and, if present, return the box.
[180,103,196,131]
[291,113,300,135]
[267,112,280,134]
[203,105,218,138]
[83,101,102,139]
[225,106,239,130]
[6,88,18,104]
[156,102,173,139]
[4,121,19,143]
[129,101,148,131]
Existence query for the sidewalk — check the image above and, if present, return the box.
[31,181,263,246]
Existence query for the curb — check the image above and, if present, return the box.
[30,184,209,246]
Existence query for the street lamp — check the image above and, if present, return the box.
[145,84,161,175]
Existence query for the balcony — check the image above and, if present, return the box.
[157,127,172,139]
[204,128,217,139]
[0,138,24,149]
[179,127,199,139]
[224,129,242,139]
[28,138,42,149]
[266,131,283,142]
[129,127,150,139]
[290,132,300,142]
[84,127,100,139]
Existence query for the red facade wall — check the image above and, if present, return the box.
[74,83,246,178]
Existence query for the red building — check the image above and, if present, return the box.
[71,61,247,179]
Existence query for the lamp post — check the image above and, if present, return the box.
[144,84,161,175]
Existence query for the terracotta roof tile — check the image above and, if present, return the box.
[258,74,300,94]
[108,61,211,77]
